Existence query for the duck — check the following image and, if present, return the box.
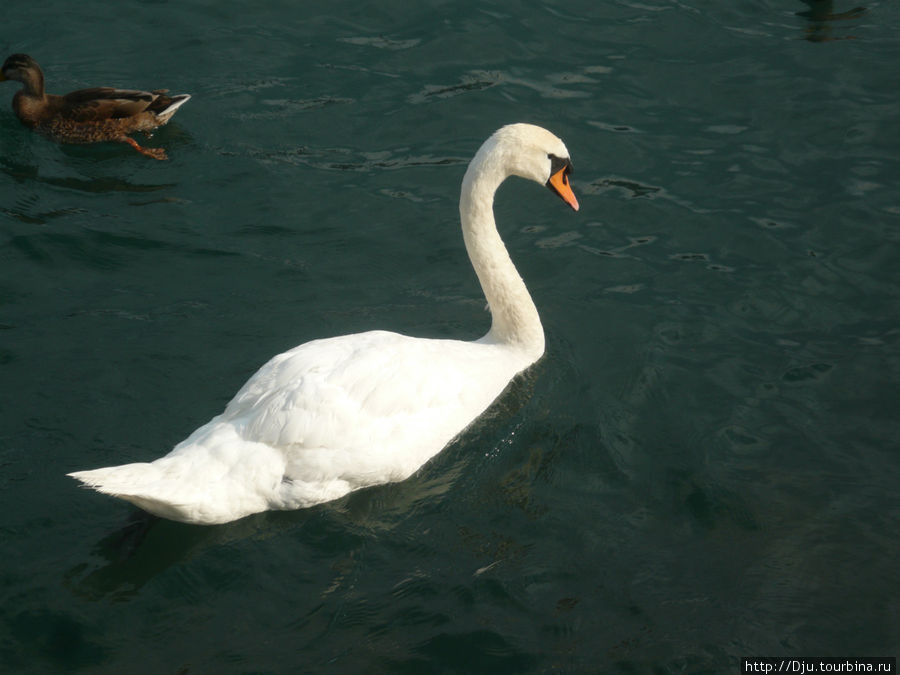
[68,123,580,524]
[0,53,190,159]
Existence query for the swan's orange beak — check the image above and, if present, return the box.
[548,165,579,211]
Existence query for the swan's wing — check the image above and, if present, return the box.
[219,330,518,478]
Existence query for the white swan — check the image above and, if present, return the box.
[68,123,579,525]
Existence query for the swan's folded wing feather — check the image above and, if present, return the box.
[221,330,518,463]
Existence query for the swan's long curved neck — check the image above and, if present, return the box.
[459,153,544,359]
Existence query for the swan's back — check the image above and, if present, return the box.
[225,330,531,464]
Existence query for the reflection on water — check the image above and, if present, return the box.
[3,168,174,196]
[0,157,175,205]
[797,1,867,42]
[64,513,222,602]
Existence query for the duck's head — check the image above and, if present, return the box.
[0,54,44,94]
[476,123,579,211]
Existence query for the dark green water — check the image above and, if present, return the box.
[2,1,898,672]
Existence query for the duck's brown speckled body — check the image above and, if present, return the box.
[0,54,190,159]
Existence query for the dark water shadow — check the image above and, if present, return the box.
[61,475,458,603]
[0,156,175,196]
[797,1,867,42]
[62,506,322,602]
[59,464,463,602]
[63,512,219,602]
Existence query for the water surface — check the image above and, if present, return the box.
[1,1,898,671]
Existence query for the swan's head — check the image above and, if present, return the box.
[476,123,579,211]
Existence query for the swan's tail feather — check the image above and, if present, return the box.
[68,464,193,522]
[68,463,161,495]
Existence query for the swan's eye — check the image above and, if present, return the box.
[547,154,579,211]
[548,154,573,184]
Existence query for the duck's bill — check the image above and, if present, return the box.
[548,166,579,211]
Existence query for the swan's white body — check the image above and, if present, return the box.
[69,124,579,524]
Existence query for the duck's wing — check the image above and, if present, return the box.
[59,87,156,121]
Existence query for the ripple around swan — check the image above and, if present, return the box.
[259,146,468,172]
[408,64,615,105]
[227,96,356,121]
[408,71,503,104]
[337,36,422,50]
